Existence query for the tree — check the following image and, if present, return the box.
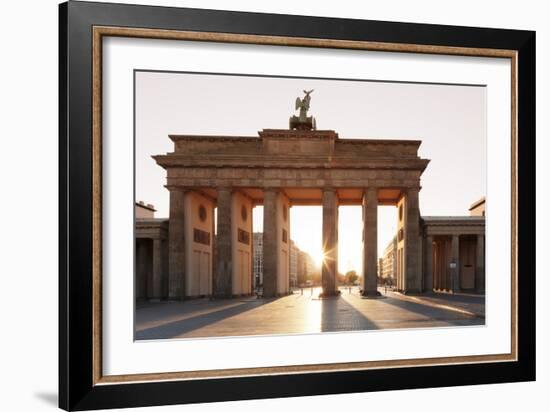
[345,270,358,285]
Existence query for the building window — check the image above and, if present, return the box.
[241,205,248,221]
[193,228,210,245]
[198,205,207,222]
[282,229,288,243]
[238,228,250,245]
[399,204,403,222]
[283,205,288,221]
[398,228,404,242]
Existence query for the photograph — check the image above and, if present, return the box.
[134,71,487,340]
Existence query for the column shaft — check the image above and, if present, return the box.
[168,190,185,299]
[451,235,460,293]
[151,239,163,300]
[215,188,232,298]
[211,207,216,296]
[405,188,421,293]
[136,240,146,299]
[476,234,485,293]
[262,189,278,298]
[362,187,379,296]
[425,235,434,292]
[321,189,338,297]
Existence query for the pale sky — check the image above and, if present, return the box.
[135,71,486,274]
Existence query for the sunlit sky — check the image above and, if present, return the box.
[135,71,486,274]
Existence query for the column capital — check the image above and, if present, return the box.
[322,187,337,193]
[216,186,233,193]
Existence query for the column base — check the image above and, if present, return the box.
[211,293,233,300]
[361,290,382,299]
[319,290,341,298]
[167,296,185,302]
[401,289,423,295]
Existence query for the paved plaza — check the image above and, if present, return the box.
[135,287,485,340]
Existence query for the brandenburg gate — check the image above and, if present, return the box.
[153,92,430,299]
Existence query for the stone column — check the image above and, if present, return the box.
[151,238,163,301]
[135,240,145,299]
[211,207,216,296]
[405,187,421,293]
[476,234,485,293]
[441,239,447,291]
[250,205,255,295]
[321,188,338,297]
[451,234,460,293]
[168,189,185,299]
[161,239,169,298]
[362,187,380,297]
[262,189,278,298]
[214,188,232,298]
[425,235,434,292]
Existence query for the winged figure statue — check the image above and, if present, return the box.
[289,89,317,130]
[295,89,314,121]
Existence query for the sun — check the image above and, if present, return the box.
[312,248,326,267]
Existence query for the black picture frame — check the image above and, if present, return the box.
[59,1,535,410]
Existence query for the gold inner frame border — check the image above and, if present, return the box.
[91,25,518,385]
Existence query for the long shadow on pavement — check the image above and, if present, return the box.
[320,296,379,332]
[136,299,271,340]
[427,293,485,305]
[379,296,485,327]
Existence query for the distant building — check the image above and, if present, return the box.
[297,249,318,287]
[253,232,263,288]
[135,201,156,218]
[380,235,398,283]
[290,240,298,288]
[297,250,318,286]
[469,197,486,216]
[254,233,315,289]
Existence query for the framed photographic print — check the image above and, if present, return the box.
[59,1,535,410]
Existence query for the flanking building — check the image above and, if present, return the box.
[422,214,485,293]
[381,198,486,294]
[135,202,169,302]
